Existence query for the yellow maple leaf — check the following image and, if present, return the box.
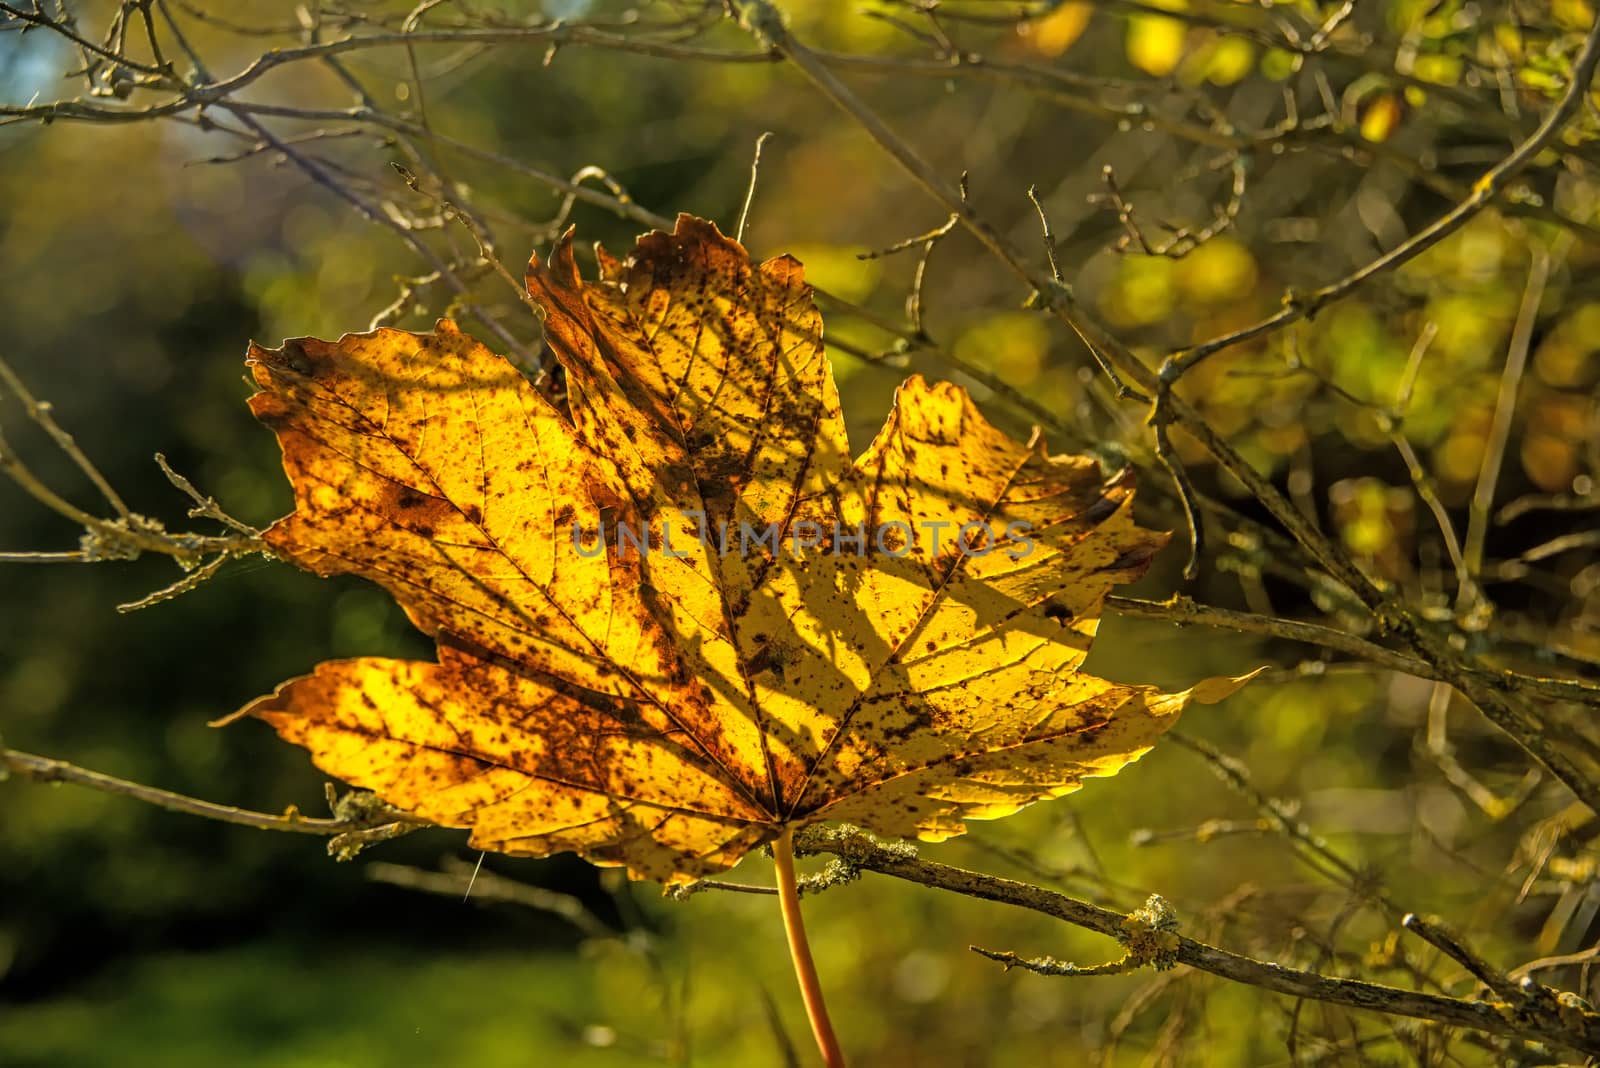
[238,214,1250,883]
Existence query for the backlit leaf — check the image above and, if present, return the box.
[238,215,1252,882]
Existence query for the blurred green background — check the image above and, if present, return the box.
[2,2,1598,1065]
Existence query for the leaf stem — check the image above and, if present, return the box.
[773,826,846,1067]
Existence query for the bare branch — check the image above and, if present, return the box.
[1105,595,1600,706]
[797,825,1600,1055]
[1,746,428,840]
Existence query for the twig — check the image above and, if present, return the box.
[1106,595,1600,706]
[1510,942,1600,983]
[1166,733,1369,893]
[0,356,262,568]
[365,860,616,940]
[1,746,426,839]
[855,213,960,261]
[1402,913,1524,1003]
[973,893,1183,978]
[736,130,774,244]
[1497,491,1600,524]
[0,355,132,520]
[116,551,230,612]
[1025,184,1064,289]
[668,878,779,897]
[1091,157,1248,259]
[1151,420,1203,581]
[153,453,260,536]
[1465,243,1558,580]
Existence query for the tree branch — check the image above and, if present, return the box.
[1,746,427,841]
[1107,595,1600,706]
[798,826,1600,1056]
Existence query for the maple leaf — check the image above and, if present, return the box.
[238,215,1251,883]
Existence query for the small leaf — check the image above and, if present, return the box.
[1028,3,1092,57]
[1360,92,1405,143]
[1126,2,1188,77]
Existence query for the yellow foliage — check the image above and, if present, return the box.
[1436,432,1487,485]
[1536,303,1600,387]
[1203,37,1256,85]
[1260,46,1300,81]
[1360,93,1405,143]
[1522,435,1581,492]
[1102,255,1176,328]
[1521,394,1596,493]
[1554,0,1597,30]
[238,216,1252,882]
[1176,238,1258,306]
[954,312,1051,387]
[1028,2,1092,56]
[1412,54,1463,86]
[1494,23,1525,63]
[1127,1,1188,77]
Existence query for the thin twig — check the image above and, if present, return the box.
[1105,595,1600,705]
[1,746,426,838]
[365,860,616,940]
[1465,243,1558,580]
[736,130,774,244]
[0,356,133,520]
